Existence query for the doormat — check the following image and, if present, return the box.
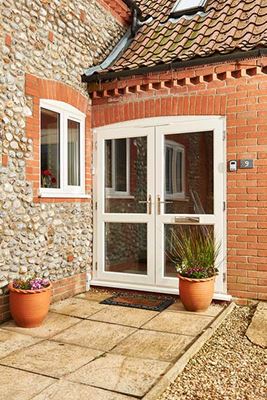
[100,293,175,312]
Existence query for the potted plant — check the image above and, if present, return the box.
[168,227,221,312]
[8,276,52,328]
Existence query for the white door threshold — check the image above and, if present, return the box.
[90,279,232,302]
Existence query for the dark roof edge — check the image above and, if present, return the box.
[82,47,267,84]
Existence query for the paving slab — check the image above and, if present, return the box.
[1,340,102,378]
[75,291,112,302]
[1,313,80,338]
[32,381,137,400]
[246,302,267,348]
[0,365,55,400]
[66,353,170,397]
[50,297,107,318]
[165,301,224,317]
[111,329,193,362]
[88,305,158,327]
[142,311,213,336]
[0,329,41,359]
[52,319,136,351]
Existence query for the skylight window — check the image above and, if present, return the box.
[171,0,207,17]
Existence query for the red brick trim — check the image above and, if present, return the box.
[98,0,131,25]
[0,273,87,323]
[89,57,267,100]
[25,74,92,201]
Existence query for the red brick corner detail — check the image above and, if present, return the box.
[98,0,131,25]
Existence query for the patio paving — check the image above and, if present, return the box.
[0,291,225,399]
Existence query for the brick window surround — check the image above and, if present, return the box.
[25,74,92,203]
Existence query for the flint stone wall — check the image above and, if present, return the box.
[0,0,125,292]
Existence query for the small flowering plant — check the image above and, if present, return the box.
[168,227,221,279]
[41,169,57,188]
[12,277,50,291]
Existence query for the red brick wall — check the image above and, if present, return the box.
[92,60,267,304]
[0,273,86,323]
[25,74,92,202]
[98,0,131,25]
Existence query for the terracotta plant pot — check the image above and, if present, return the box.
[178,274,215,312]
[8,282,52,328]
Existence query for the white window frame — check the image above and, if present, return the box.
[165,140,185,200]
[171,0,207,15]
[39,99,85,198]
[105,138,131,198]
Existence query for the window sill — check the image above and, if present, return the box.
[39,193,91,199]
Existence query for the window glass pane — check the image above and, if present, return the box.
[172,0,206,13]
[115,139,127,192]
[165,143,183,196]
[68,120,80,186]
[176,151,182,192]
[41,108,60,188]
[105,140,112,188]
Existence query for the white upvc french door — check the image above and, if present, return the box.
[155,118,225,294]
[93,117,227,298]
[95,125,156,285]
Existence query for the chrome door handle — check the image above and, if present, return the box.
[138,195,152,214]
[157,195,173,215]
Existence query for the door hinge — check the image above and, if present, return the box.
[95,202,97,210]
[223,130,226,141]
[223,272,226,283]
[223,201,226,211]
[94,141,97,150]
[95,262,97,271]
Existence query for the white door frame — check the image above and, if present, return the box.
[94,125,155,286]
[92,116,230,300]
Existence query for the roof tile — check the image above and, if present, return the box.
[95,0,267,78]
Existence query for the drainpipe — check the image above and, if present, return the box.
[82,1,152,81]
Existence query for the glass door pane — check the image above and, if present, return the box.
[105,223,147,275]
[105,136,147,213]
[164,132,214,214]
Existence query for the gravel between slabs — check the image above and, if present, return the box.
[158,306,267,400]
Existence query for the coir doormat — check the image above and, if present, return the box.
[100,293,175,312]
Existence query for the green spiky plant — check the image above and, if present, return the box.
[168,226,221,279]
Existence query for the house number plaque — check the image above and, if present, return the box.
[239,159,254,169]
